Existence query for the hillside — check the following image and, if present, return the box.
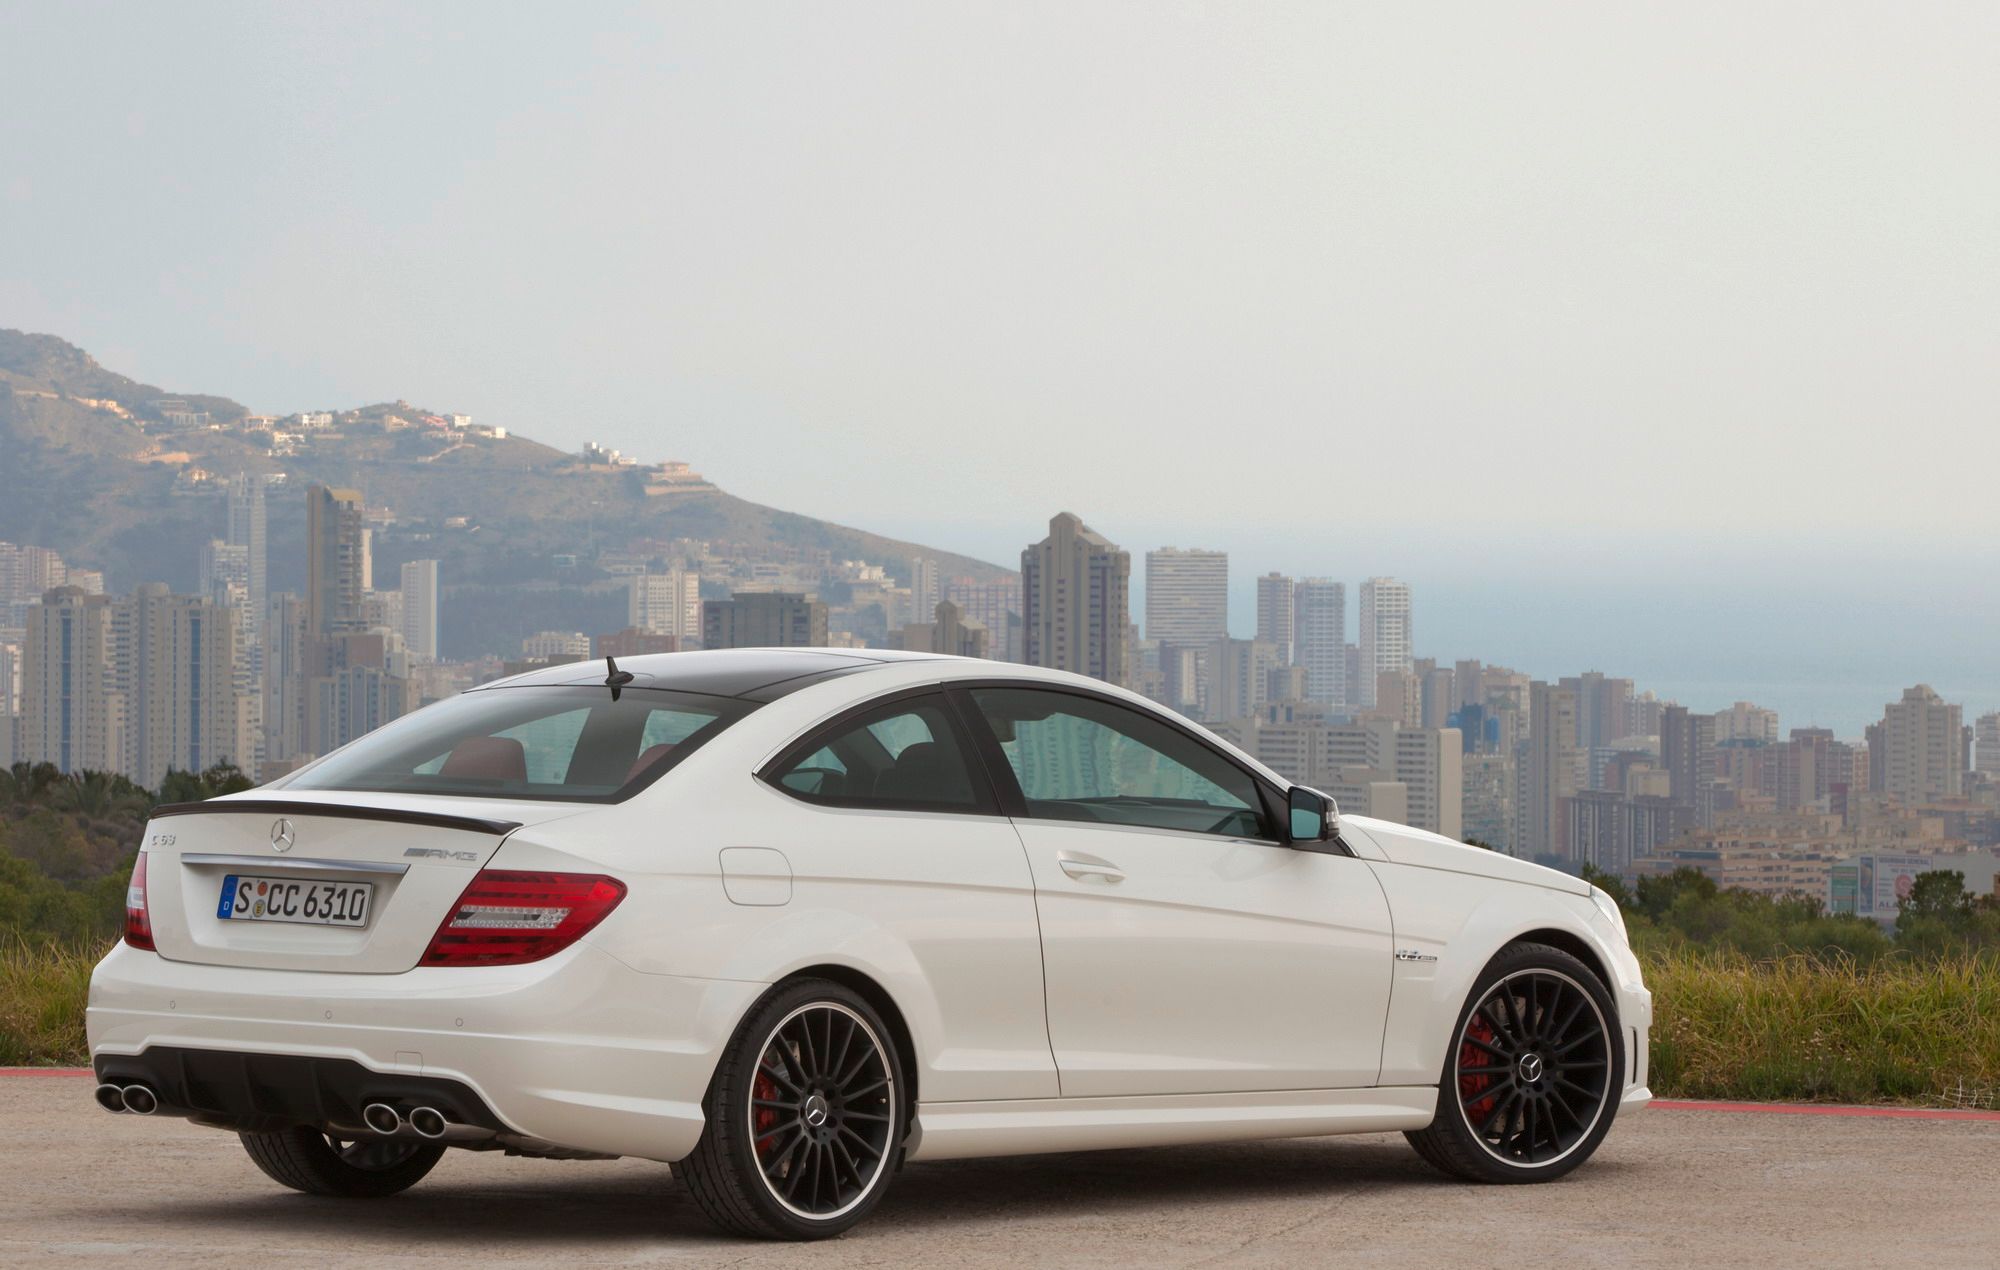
[0,329,1015,655]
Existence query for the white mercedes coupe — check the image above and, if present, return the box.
[90,648,1651,1239]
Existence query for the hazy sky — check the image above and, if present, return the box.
[3,3,1996,732]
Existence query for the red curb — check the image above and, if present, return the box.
[1653,1099,2000,1122]
[0,1067,93,1077]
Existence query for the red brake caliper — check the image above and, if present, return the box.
[1459,1012,1498,1123]
[753,1070,780,1158]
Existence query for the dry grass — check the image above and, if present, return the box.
[0,940,100,1066]
[1646,948,2000,1106]
[5,941,2000,1107]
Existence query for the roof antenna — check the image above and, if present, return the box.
[604,655,635,701]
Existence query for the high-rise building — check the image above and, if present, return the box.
[943,579,1023,663]
[1977,712,2000,775]
[1561,672,1636,752]
[306,486,368,638]
[21,585,252,784]
[908,557,941,627]
[399,559,440,662]
[1356,577,1412,709]
[1021,513,1130,687]
[1660,704,1718,827]
[119,583,253,787]
[1202,638,1280,723]
[1254,573,1295,664]
[703,591,830,650]
[1526,681,1581,860]
[226,473,268,640]
[1867,685,1966,805]
[1144,548,1228,647]
[19,588,123,775]
[519,631,592,661]
[627,568,701,641]
[1293,578,1346,708]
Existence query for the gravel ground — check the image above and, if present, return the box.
[2,1077,1994,1268]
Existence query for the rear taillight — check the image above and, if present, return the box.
[420,870,626,966]
[124,852,155,950]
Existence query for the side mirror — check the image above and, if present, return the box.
[1287,786,1338,845]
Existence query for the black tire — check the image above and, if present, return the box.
[1406,941,1623,1184]
[238,1127,445,1198]
[678,978,905,1240]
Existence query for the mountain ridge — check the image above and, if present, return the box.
[0,329,1016,656]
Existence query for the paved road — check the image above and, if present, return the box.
[2,1077,1994,1268]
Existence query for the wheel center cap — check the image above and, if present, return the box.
[1518,1053,1545,1084]
[803,1094,830,1127]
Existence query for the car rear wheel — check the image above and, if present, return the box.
[238,1127,445,1197]
[678,978,904,1239]
[1406,942,1622,1184]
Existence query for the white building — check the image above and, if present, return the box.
[1356,577,1412,709]
[628,569,701,641]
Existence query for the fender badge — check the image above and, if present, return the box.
[1395,948,1438,963]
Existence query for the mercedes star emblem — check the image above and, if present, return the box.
[270,818,296,853]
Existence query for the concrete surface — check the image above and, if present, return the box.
[2,1076,1994,1268]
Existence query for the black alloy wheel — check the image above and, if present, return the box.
[1407,942,1623,1184]
[679,978,904,1239]
[747,1001,897,1218]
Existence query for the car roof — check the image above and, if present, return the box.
[469,647,960,702]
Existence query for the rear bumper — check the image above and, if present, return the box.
[86,940,765,1162]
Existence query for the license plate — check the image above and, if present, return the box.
[218,875,373,927]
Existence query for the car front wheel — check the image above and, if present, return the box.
[678,978,904,1239]
[1406,941,1622,1184]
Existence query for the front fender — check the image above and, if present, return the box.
[1366,860,1646,1088]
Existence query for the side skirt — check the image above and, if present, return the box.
[906,1086,1436,1162]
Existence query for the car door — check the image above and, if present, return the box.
[955,683,1395,1098]
[759,689,1057,1102]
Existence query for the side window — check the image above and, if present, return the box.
[968,687,1270,839]
[768,696,988,813]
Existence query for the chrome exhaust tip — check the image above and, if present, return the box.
[406,1106,447,1140]
[361,1102,404,1136]
[95,1083,128,1113]
[120,1084,159,1115]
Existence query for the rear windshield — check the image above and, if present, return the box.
[281,686,756,802]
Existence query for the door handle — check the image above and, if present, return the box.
[1057,851,1125,884]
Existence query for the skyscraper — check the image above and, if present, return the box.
[1867,685,1966,805]
[119,583,252,787]
[1356,577,1412,709]
[19,588,122,774]
[399,559,440,662]
[1021,513,1131,687]
[306,485,368,638]
[226,473,267,640]
[1526,681,1581,860]
[1144,548,1228,647]
[1293,578,1345,709]
[1561,671,1636,753]
[1661,703,1718,827]
[1255,572,1295,664]
[1978,712,2000,775]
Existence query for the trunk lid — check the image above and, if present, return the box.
[138,792,585,973]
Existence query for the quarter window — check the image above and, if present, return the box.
[768,697,988,812]
[968,687,1270,839]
